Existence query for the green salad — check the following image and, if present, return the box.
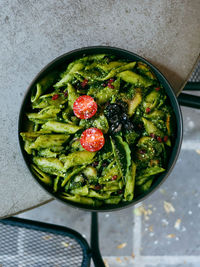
[20,54,175,206]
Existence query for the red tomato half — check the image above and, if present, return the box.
[80,128,105,152]
[73,95,97,119]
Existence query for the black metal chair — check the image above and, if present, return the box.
[178,60,200,108]
[0,213,105,267]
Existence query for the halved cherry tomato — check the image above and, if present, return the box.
[73,95,97,119]
[80,128,105,152]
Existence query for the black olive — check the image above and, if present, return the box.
[121,113,128,121]
[106,102,132,134]
[106,104,121,113]
[106,109,117,118]
[110,125,115,132]
[117,100,128,111]
[114,123,122,132]
[110,122,122,133]
[110,124,116,133]
[124,121,134,131]
[105,104,122,120]
[110,104,119,109]
[105,104,113,111]
[110,114,119,123]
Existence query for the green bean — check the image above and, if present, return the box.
[70,185,89,196]
[31,164,52,185]
[61,165,86,187]
[124,161,136,201]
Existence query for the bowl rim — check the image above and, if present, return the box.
[18,46,183,212]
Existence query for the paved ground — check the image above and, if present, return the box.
[16,98,200,267]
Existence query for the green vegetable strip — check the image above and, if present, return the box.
[104,197,122,205]
[103,180,123,191]
[142,118,164,137]
[61,151,96,170]
[26,106,61,123]
[99,161,120,183]
[136,166,165,179]
[61,165,86,187]
[31,71,58,102]
[38,148,58,158]
[117,70,153,87]
[136,166,165,186]
[31,164,52,185]
[124,161,136,201]
[59,193,101,206]
[53,176,60,192]
[137,178,154,194]
[20,131,51,142]
[54,62,84,88]
[30,134,70,149]
[67,83,80,109]
[33,157,65,177]
[24,140,32,154]
[42,121,82,134]
[31,83,42,103]
[110,136,131,181]
[70,185,89,196]
[97,62,136,81]
[88,190,111,200]
[97,61,125,71]
[32,94,67,109]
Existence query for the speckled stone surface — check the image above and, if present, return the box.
[0,0,200,218]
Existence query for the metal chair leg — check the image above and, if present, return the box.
[91,212,105,267]
[183,82,200,91]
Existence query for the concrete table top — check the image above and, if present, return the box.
[0,0,200,219]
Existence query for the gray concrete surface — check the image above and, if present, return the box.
[141,150,200,256]
[0,0,200,218]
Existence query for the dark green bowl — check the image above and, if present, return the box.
[18,46,183,212]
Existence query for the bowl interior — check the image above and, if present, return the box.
[18,46,183,212]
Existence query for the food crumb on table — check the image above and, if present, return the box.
[164,201,175,213]
[134,204,153,220]
[117,242,127,249]
[162,218,169,226]
[149,225,153,232]
[196,149,200,155]
[166,233,176,238]
[116,257,123,263]
[174,218,181,230]
[103,259,110,267]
